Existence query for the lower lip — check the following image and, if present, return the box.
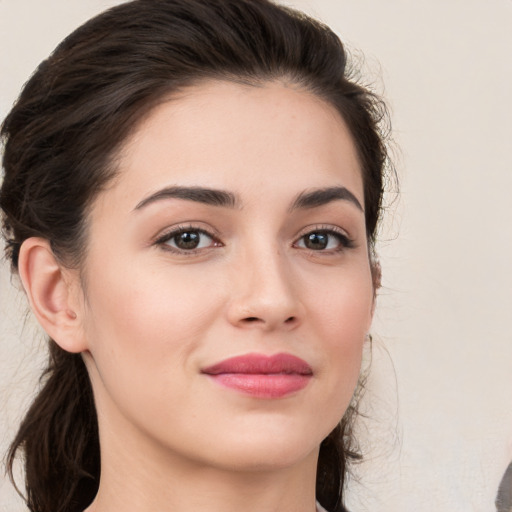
[207,373,311,398]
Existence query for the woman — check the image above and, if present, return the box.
[0,1,390,511]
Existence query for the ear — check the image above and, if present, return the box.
[370,258,382,317]
[18,237,87,353]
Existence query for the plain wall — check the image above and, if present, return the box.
[1,1,511,511]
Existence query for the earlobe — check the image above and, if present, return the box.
[18,237,87,353]
[371,259,382,293]
[370,259,382,320]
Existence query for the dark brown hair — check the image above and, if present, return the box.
[1,1,390,511]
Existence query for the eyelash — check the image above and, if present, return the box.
[154,225,222,255]
[154,224,354,255]
[293,225,355,253]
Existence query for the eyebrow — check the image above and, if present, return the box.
[134,185,363,213]
[134,186,239,211]
[290,186,364,212]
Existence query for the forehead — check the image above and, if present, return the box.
[102,80,364,212]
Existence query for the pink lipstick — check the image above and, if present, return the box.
[201,353,313,398]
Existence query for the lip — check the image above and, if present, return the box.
[201,353,313,399]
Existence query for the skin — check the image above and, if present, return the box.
[20,80,375,512]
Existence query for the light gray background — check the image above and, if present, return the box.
[1,1,511,511]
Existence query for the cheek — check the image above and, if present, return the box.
[86,255,221,341]
[308,261,373,340]
[81,259,225,403]
[305,264,373,397]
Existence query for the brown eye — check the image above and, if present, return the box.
[161,229,217,251]
[303,232,330,250]
[173,231,201,249]
[296,229,352,251]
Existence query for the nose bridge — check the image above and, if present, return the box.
[228,234,302,329]
[248,242,293,299]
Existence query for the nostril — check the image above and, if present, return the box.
[238,316,298,326]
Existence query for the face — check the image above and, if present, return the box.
[76,80,375,472]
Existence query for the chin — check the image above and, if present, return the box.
[208,442,318,473]
[188,419,329,472]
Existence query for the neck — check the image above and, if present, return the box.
[84,396,319,512]
[87,448,319,512]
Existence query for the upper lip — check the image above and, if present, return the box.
[201,353,313,376]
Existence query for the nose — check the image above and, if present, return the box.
[226,247,304,331]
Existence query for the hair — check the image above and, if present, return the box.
[0,1,390,511]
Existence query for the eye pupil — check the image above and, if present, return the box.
[305,232,328,250]
[175,231,200,249]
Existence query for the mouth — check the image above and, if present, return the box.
[201,353,313,399]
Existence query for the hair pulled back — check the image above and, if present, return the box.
[1,1,389,511]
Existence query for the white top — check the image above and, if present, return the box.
[316,502,330,512]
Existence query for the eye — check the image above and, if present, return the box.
[295,229,353,251]
[156,227,219,253]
